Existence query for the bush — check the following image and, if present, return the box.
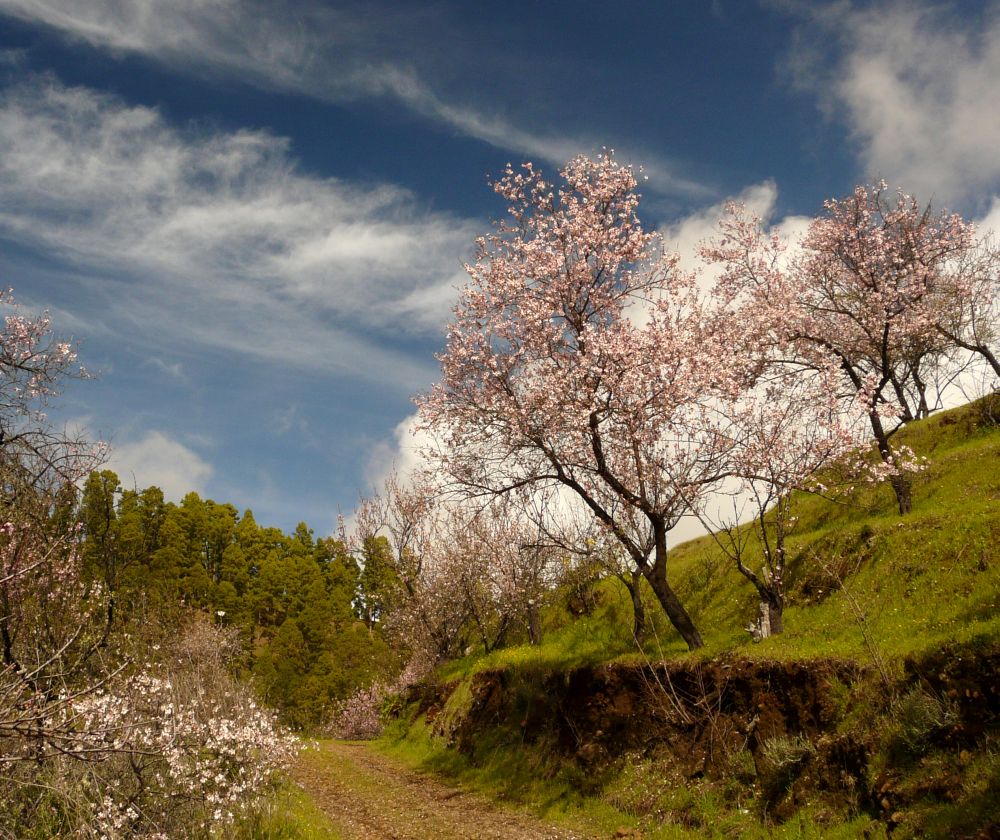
[0,618,297,839]
[890,687,956,755]
[760,733,815,803]
[329,654,431,740]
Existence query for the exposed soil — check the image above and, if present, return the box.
[427,657,864,778]
[290,740,593,840]
[413,646,1000,834]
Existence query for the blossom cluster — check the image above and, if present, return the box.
[331,653,432,740]
[49,623,297,838]
[2,603,296,839]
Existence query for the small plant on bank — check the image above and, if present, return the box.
[890,687,958,756]
[760,732,816,807]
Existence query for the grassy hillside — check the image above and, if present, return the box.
[378,398,1000,839]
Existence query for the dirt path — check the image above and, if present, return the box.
[290,740,595,840]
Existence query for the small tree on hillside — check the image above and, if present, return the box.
[924,235,1000,382]
[693,362,865,637]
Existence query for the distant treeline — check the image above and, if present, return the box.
[78,470,398,728]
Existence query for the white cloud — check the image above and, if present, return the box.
[105,430,213,500]
[0,0,368,97]
[976,196,1000,238]
[785,0,1000,206]
[0,76,475,386]
[657,179,810,295]
[363,412,430,492]
[0,0,708,198]
[663,180,780,267]
[142,357,187,382]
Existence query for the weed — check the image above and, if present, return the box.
[762,733,816,772]
[760,733,816,807]
[890,687,957,756]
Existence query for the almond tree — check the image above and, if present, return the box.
[695,362,864,637]
[703,185,970,514]
[419,153,749,651]
[925,236,1000,382]
[357,475,560,658]
[0,289,93,481]
[444,494,561,650]
[355,469,437,600]
[0,292,104,717]
[0,293,295,835]
[355,471,469,660]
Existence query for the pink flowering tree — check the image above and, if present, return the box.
[925,235,1000,383]
[795,184,983,420]
[0,292,106,744]
[692,361,866,638]
[338,484,565,738]
[419,153,752,651]
[0,293,295,836]
[440,493,561,651]
[356,473,561,660]
[0,289,94,481]
[355,468,438,601]
[354,470,470,663]
[703,184,975,514]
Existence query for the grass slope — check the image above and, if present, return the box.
[379,399,1000,839]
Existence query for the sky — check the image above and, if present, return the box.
[1,0,999,539]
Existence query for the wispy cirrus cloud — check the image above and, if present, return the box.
[0,0,709,197]
[0,75,478,386]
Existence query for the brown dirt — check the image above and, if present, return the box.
[290,739,593,840]
[433,658,863,778]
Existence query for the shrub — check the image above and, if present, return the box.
[1,618,297,839]
[891,687,956,755]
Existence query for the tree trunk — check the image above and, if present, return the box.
[645,527,703,650]
[644,567,702,650]
[746,599,782,640]
[742,581,783,640]
[979,343,1000,380]
[912,367,930,420]
[765,599,783,636]
[869,409,913,515]
[624,569,647,644]
[890,473,912,515]
[526,599,541,646]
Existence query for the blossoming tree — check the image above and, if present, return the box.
[0,292,294,837]
[419,153,751,651]
[703,183,979,514]
[924,235,1000,383]
[693,360,865,637]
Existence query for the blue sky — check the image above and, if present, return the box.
[1,0,999,536]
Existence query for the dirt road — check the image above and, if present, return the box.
[290,740,595,840]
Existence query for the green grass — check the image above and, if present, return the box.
[380,717,890,839]
[230,778,344,840]
[435,399,1000,677]
[669,402,1000,665]
[374,399,1000,839]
